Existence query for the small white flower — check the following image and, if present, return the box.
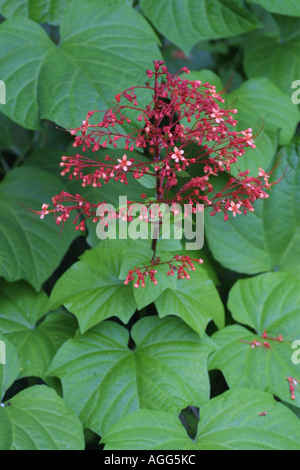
[210,108,224,124]
[228,201,241,217]
[171,146,185,163]
[116,154,132,172]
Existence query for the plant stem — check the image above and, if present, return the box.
[152,69,162,259]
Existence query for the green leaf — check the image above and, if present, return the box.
[140,0,260,55]
[0,280,77,380]
[0,0,67,23]
[204,142,300,277]
[0,385,84,450]
[0,280,49,328]
[244,17,300,95]
[103,409,199,450]
[102,388,300,450]
[196,388,300,450]
[209,272,300,406]
[0,1,162,129]
[24,148,65,175]
[48,316,214,435]
[0,336,20,401]
[0,166,79,290]
[225,78,298,173]
[246,0,300,16]
[137,173,156,189]
[188,69,224,92]
[131,317,215,408]
[0,19,52,129]
[49,245,137,332]
[153,263,224,336]
[118,239,154,280]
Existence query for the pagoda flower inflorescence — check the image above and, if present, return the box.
[32,60,279,287]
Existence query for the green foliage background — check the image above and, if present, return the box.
[0,0,300,450]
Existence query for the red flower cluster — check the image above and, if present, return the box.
[33,60,278,287]
[124,255,204,289]
[240,338,271,349]
[240,329,285,350]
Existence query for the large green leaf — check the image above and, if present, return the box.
[204,141,300,277]
[140,0,259,55]
[24,148,68,175]
[102,388,300,450]
[48,316,214,436]
[103,410,199,450]
[0,0,161,129]
[0,280,77,380]
[0,166,79,290]
[209,272,300,407]
[0,385,84,450]
[49,245,137,332]
[0,0,67,23]
[0,19,51,129]
[225,78,298,173]
[153,264,224,337]
[246,0,300,16]
[0,336,20,401]
[244,17,300,95]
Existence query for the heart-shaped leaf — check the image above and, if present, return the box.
[102,388,300,450]
[209,272,300,406]
[244,17,300,95]
[49,245,137,333]
[0,385,84,450]
[0,0,161,129]
[152,263,224,336]
[0,280,77,380]
[140,0,260,55]
[48,316,215,435]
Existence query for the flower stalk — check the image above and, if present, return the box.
[31,60,280,287]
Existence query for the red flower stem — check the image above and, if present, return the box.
[152,69,163,258]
